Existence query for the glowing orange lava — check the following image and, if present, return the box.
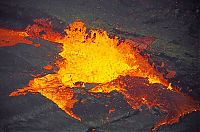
[89,76,199,130]
[0,18,198,131]
[0,28,32,47]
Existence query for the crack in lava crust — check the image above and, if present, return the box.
[0,18,198,131]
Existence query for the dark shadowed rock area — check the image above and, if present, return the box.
[0,0,199,132]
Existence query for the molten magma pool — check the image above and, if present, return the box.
[0,19,199,131]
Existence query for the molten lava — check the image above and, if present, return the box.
[89,76,199,130]
[0,18,199,131]
[0,28,32,47]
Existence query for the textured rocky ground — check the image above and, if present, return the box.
[0,0,199,132]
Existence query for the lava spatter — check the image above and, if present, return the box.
[0,18,198,131]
